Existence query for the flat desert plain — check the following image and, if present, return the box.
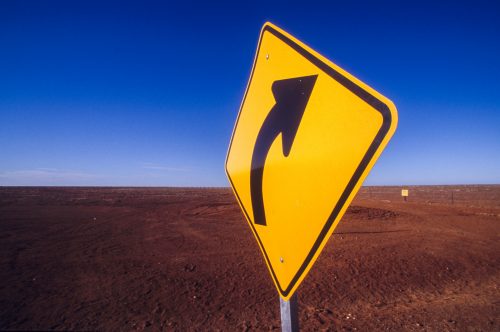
[0,186,499,331]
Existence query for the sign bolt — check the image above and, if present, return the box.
[266,54,270,60]
[280,257,284,263]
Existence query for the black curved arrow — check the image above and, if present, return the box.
[250,75,318,226]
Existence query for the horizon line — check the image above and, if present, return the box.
[1,183,499,189]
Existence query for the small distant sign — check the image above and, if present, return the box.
[401,189,409,197]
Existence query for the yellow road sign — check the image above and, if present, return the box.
[225,22,398,300]
[402,189,409,197]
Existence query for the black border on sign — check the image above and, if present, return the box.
[225,24,392,298]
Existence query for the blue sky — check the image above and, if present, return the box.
[1,0,499,186]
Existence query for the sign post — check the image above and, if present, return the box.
[280,294,299,332]
[226,22,398,329]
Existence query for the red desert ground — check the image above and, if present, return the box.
[0,186,498,330]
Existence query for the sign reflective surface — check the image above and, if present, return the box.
[226,22,398,299]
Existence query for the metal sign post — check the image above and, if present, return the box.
[280,293,299,332]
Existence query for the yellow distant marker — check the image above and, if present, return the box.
[402,189,409,201]
[226,22,398,300]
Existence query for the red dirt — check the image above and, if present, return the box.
[0,186,499,331]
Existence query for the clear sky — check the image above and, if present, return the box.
[1,0,499,186]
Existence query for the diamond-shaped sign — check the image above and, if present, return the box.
[225,22,398,300]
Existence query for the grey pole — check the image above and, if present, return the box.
[280,293,299,332]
